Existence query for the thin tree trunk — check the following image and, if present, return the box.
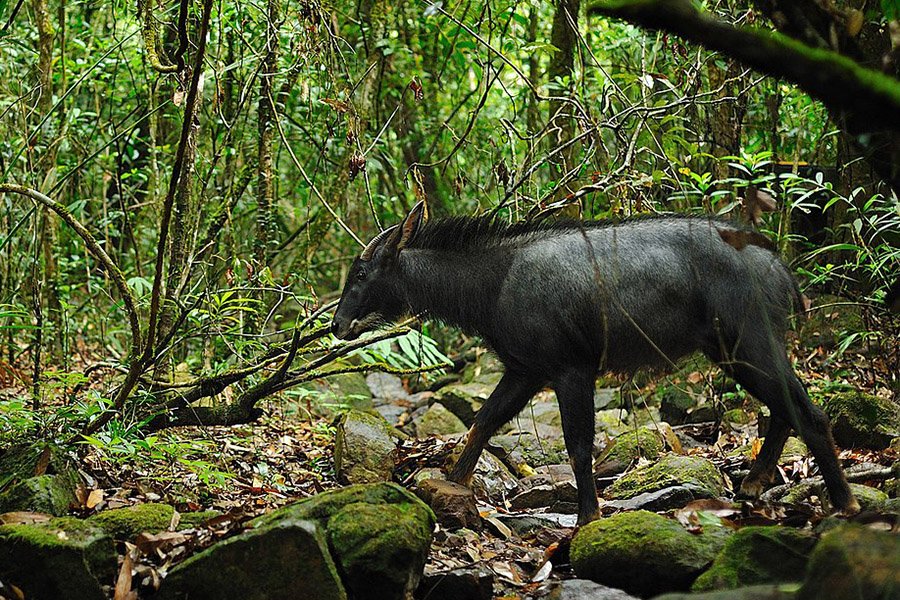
[548,0,580,200]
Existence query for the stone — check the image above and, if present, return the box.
[510,480,578,511]
[595,408,632,437]
[655,583,800,600]
[415,565,493,600]
[820,389,900,450]
[495,512,578,535]
[366,373,409,403]
[301,371,374,416]
[416,479,481,531]
[488,431,568,472]
[799,524,900,600]
[606,454,725,500]
[659,386,700,425]
[594,427,664,476]
[847,483,888,511]
[157,516,346,600]
[546,579,639,600]
[88,502,174,540]
[0,517,116,600]
[570,510,730,597]
[334,410,400,484]
[431,381,493,425]
[414,402,468,438]
[602,485,705,512]
[0,473,78,516]
[470,450,520,499]
[593,387,621,410]
[252,483,435,600]
[692,526,817,591]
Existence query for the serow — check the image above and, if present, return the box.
[332,201,858,525]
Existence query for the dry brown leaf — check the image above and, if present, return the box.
[0,512,52,525]
[135,531,188,555]
[86,489,105,509]
[114,550,134,600]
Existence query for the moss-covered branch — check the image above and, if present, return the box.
[588,0,900,130]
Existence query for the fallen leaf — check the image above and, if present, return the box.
[0,512,52,525]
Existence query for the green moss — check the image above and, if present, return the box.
[88,502,174,540]
[0,517,115,600]
[179,510,221,528]
[0,473,79,516]
[820,390,900,450]
[597,427,664,466]
[327,502,433,600]
[571,510,730,597]
[692,526,816,591]
[607,454,725,500]
[847,484,888,511]
[799,525,900,600]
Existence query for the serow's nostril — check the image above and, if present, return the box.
[331,320,340,335]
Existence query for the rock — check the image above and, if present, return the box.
[692,526,817,591]
[799,524,900,600]
[820,390,900,450]
[367,373,409,403]
[415,402,468,438]
[415,565,493,600]
[88,502,174,540]
[723,408,753,426]
[179,510,221,528]
[594,427,664,476]
[546,579,639,600]
[301,371,374,416]
[847,483,888,511]
[489,431,568,472]
[157,517,346,600]
[375,403,409,426]
[252,482,435,600]
[471,451,520,499]
[570,510,730,597]
[654,583,800,600]
[334,410,400,484]
[416,479,481,531]
[595,408,632,437]
[0,517,116,600]
[431,381,493,425]
[659,386,700,425]
[606,454,725,501]
[510,480,578,511]
[602,485,705,512]
[0,473,78,516]
[495,512,578,535]
[593,387,621,410]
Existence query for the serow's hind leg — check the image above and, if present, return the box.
[737,416,791,499]
[729,359,858,514]
[554,368,600,526]
[449,370,545,485]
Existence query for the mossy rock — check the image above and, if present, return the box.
[300,371,374,416]
[0,473,79,516]
[327,502,434,600]
[252,483,435,600]
[594,427,664,475]
[334,410,401,484]
[595,408,632,437]
[723,408,752,426]
[819,390,900,450]
[0,517,116,600]
[414,402,468,438]
[432,380,495,426]
[847,483,888,511]
[606,454,725,500]
[798,524,900,600]
[179,510,222,528]
[88,502,174,540]
[489,431,568,470]
[728,437,807,464]
[157,516,346,600]
[692,526,817,591]
[570,510,731,597]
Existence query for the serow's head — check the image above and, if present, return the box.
[331,201,428,340]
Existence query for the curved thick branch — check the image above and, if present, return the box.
[0,183,142,356]
[138,0,179,73]
[588,0,900,131]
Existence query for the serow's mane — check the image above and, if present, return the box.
[402,213,727,253]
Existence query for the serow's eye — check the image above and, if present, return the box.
[356,269,367,281]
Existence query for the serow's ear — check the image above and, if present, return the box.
[396,200,428,251]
